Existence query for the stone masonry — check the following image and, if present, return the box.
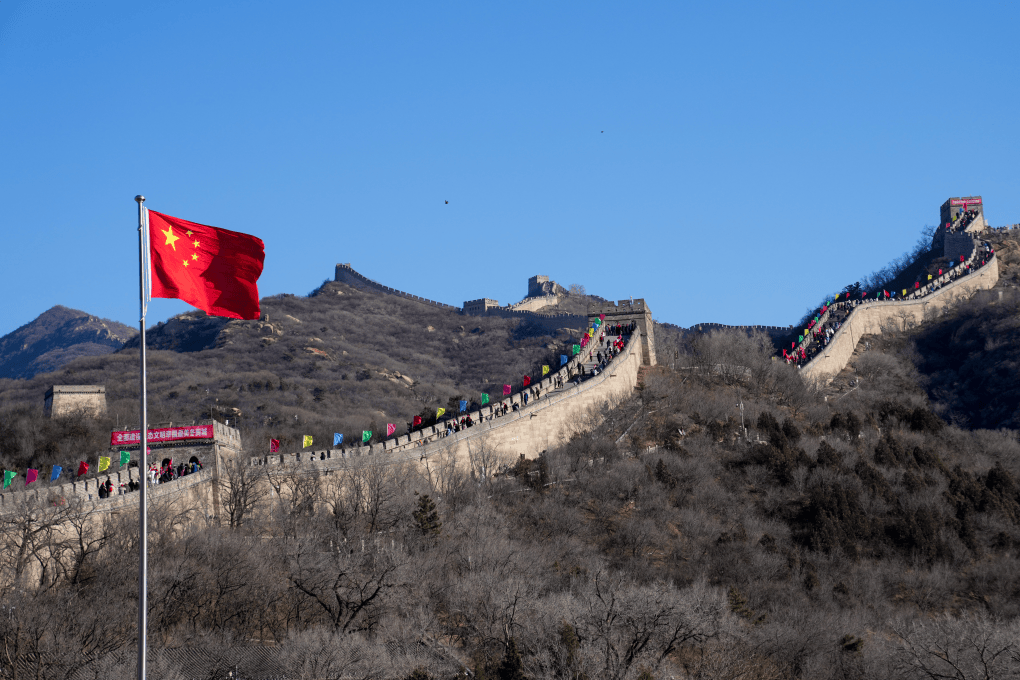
[45,385,106,418]
[588,298,656,366]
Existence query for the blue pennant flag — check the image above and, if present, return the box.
[51,465,62,482]
[561,354,568,365]
[333,433,343,446]
[459,400,467,412]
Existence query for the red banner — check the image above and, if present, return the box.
[111,425,214,447]
[950,198,981,206]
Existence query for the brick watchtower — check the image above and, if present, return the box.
[587,299,656,366]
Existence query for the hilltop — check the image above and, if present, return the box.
[0,305,136,380]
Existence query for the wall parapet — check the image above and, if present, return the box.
[335,263,458,310]
[801,253,999,384]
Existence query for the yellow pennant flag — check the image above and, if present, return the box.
[927,274,932,280]
[902,289,906,296]
[302,435,313,448]
[98,456,110,472]
[437,407,446,418]
[542,365,549,376]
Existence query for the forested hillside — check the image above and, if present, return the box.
[3,326,1019,679]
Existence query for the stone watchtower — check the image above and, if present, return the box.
[934,196,986,262]
[588,299,656,366]
[45,385,106,418]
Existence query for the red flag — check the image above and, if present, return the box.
[25,469,38,486]
[915,282,920,289]
[386,423,396,437]
[148,210,265,320]
[938,269,942,276]
[523,376,531,387]
[960,255,965,262]
[412,415,422,427]
[77,461,89,477]
[503,384,511,395]
[270,438,280,453]
[599,313,605,321]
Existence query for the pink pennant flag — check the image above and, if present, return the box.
[503,384,511,395]
[26,469,38,486]
[386,423,396,437]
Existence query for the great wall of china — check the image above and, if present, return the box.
[0,196,1007,520]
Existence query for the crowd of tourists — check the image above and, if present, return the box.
[948,209,981,232]
[781,237,995,368]
[148,457,204,485]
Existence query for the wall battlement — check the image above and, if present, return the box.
[335,263,458,310]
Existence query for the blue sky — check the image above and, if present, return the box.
[1,0,1018,338]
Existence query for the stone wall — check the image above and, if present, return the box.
[335,263,458,310]
[253,333,643,474]
[801,255,999,384]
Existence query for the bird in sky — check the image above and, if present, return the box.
[445,200,449,204]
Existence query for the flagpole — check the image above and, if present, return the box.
[135,194,148,680]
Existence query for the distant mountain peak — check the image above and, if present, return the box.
[0,306,137,380]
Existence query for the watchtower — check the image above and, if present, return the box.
[45,385,106,418]
[587,299,656,366]
[940,196,986,232]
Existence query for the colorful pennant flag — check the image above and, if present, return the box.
[386,423,396,437]
[362,430,372,443]
[413,415,423,427]
[436,407,446,418]
[120,451,131,467]
[77,462,88,477]
[503,384,511,395]
[561,354,568,365]
[98,457,110,472]
[26,469,38,486]
[523,376,531,387]
[798,335,803,343]
[481,393,489,405]
[302,435,313,448]
[599,313,605,321]
[3,471,14,489]
[51,466,62,482]
[270,438,280,453]
[542,365,549,376]
[334,433,343,446]
[459,400,467,412]
[572,344,579,356]
[915,282,920,288]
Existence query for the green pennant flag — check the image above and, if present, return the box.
[572,344,580,356]
[119,451,130,467]
[3,470,15,489]
[362,430,372,443]
[798,335,803,343]
[481,393,489,405]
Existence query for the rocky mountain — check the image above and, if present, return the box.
[0,306,137,380]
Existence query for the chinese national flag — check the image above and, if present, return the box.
[148,210,265,320]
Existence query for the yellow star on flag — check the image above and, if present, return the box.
[191,253,198,261]
[193,240,200,248]
[182,259,189,267]
[186,230,193,236]
[162,225,180,251]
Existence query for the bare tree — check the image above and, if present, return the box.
[218,456,269,529]
[890,613,1020,680]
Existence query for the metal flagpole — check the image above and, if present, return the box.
[135,194,148,680]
